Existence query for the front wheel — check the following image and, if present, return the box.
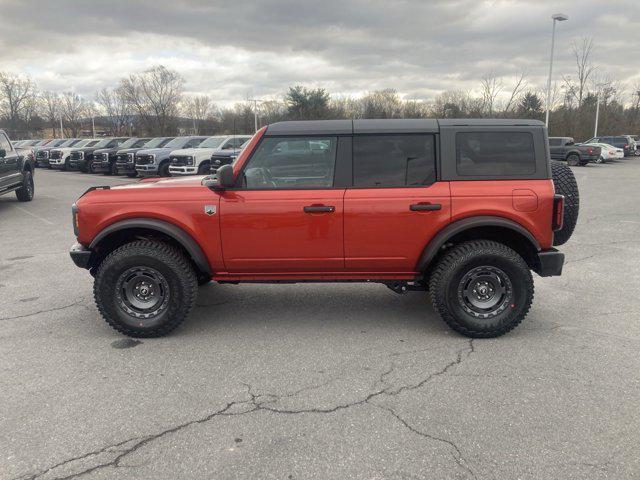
[94,240,198,337]
[158,162,170,177]
[428,240,534,338]
[595,156,604,164]
[15,169,35,202]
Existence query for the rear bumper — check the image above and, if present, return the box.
[70,243,92,269]
[535,249,564,277]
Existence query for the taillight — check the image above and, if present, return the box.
[552,194,564,231]
[587,148,593,154]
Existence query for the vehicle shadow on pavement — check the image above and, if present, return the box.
[179,282,449,338]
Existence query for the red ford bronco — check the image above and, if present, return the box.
[70,119,578,338]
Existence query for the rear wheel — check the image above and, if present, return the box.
[15,169,34,202]
[94,240,198,337]
[429,240,533,338]
[551,160,579,246]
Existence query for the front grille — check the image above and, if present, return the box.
[170,155,193,166]
[50,150,62,160]
[36,150,49,159]
[94,153,105,162]
[70,151,84,161]
[116,153,134,164]
[210,155,233,167]
[136,154,154,165]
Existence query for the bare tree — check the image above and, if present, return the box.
[0,72,36,131]
[571,37,596,108]
[480,73,503,116]
[96,86,131,135]
[60,92,90,137]
[40,91,62,137]
[182,95,214,134]
[120,65,184,135]
[360,89,403,118]
[503,71,528,113]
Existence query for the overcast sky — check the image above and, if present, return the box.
[0,0,638,106]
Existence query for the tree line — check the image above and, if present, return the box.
[1,37,639,140]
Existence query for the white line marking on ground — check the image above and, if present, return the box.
[13,206,55,225]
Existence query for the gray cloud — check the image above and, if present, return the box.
[0,0,638,105]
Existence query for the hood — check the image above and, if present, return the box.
[168,148,219,156]
[117,147,146,155]
[112,175,207,190]
[93,148,114,155]
[137,147,172,156]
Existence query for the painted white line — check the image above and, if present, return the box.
[13,206,55,225]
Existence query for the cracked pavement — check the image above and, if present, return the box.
[2,164,640,479]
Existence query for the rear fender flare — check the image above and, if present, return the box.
[89,218,212,275]
[416,216,541,271]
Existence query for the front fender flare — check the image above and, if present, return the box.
[416,216,541,272]
[89,218,212,275]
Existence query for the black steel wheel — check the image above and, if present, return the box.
[429,240,533,338]
[15,169,35,202]
[94,240,198,337]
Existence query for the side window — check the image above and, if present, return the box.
[243,136,337,189]
[230,137,248,148]
[548,138,561,146]
[0,133,12,152]
[353,134,436,188]
[456,132,535,176]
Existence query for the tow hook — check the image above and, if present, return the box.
[384,281,426,294]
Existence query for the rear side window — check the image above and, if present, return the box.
[0,133,12,152]
[353,134,436,187]
[243,136,337,188]
[456,132,535,176]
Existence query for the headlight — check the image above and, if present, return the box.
[149,154,155,164]
[128,153,134,163]
[187,156,194,165]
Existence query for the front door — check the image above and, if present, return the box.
[220,135,345,273]
[344,133,451,272]
[0,133,20,190]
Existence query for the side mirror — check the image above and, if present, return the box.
[0,148,5,158]
[202,164,234,189]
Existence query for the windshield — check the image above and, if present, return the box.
[144,137,174,148]
[50,139,66,147]
[132,138,150,148]
[117,138,139,149]
[163,137,192,149]
[74,139,93,147]
[59,139,80,147]
[92,138,112,148]
[199,137,226,148]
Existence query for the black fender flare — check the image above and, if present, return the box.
[416,216,541,272]
[89,218,212,275]
[565,150,582,160]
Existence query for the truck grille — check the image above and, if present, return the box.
[170,155,192,166]
[136,154,154,165]
[210,155,234,167]
[70,151,84,161]
[50,150,62,160]
[116,153,133,164]
[94,153,105,162]
[36,150,49,159]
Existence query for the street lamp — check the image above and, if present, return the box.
[248,99,263,133]
[593,83,608,137]
[545,13,569,128]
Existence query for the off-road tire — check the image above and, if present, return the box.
[566,153,581,166]
[551,160,579,246]
[94,240,198,337]
[15,169,34,202]
[429,240,534,338]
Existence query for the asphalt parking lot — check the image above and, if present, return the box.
[1,162,639,480]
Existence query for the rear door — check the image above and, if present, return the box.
[344,133,451,272]
[219,135,346,273]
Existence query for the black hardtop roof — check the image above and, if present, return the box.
[265,118,545,136]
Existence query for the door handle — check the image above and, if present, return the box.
[303,205,335,213]
[410,203,441,212]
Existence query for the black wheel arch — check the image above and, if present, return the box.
[417,216,541,274]
[88,218,212,276]
[565,150,581,160]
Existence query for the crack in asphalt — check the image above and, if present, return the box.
[0,300,87,321]
[16,339,476,480]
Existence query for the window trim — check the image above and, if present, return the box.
[348,132,438,190]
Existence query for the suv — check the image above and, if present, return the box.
[548,137,600,166]
[115,137,174,177]
[69,119,577,339]
[168,135,252,175]
[135,136,208,177]
[584,136,633,156]
[0,129,35,201]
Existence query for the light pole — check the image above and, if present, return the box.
[59,115,64,139]
[248,99,262,133]
[593,83,607,138]
[545,13,569,128]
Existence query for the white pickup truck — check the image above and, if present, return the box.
[168,135,251,175]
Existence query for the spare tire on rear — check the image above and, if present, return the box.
[551,160,579,246]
